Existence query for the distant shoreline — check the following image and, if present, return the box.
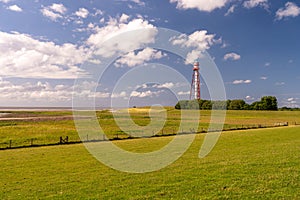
[0,107,108,111]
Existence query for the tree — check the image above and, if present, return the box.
[188,100,199,110]
[260,96,278,110]
[175,100,189,109]
[201,101,212,110]
[228,99,246,110]
[251,101,262,110]
[212,101,227,110]
[174,96,278,111]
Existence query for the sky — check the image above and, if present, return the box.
[0,0,299,108]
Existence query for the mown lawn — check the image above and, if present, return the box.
[1,126,299,199]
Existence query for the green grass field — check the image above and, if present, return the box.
[1,126,299,199]
[1,109,300,148]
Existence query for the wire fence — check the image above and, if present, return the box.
[1,122,298,150]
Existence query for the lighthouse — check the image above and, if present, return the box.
[190,61,200,100]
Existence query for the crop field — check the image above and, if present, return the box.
[1,125,299,199]
[1,108,300,149]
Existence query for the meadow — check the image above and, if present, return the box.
[0,109,299,199]
[1,126,299,199]
[1,108,300,149]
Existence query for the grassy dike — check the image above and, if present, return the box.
[1,126,299,199]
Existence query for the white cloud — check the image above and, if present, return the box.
[50,3,67,14]
[275,82,285,86]
[41,3,67,21]
[115,47,165,67]
[264,62,270,66]
[276,2,300,20]
[41,8,62,21]
[232,79,252,84]
[243,0,269,9]
[284,97,299,107]
[287,97,295,102]
[221,41,229,48]
[225,5,236,16]
[224,52,241,61]
[0,0,11,3]
[111,91,127,98]
[75,8,89,18]
[0,31,89,79]
[245,95,255,100]
[130,0,145,6]
[154,82,174,89]
[170,0,229,12]
[119,13,130,23]
[170,30,220,63]
[130,90,162,98]
[0,79,109,103]
[260,76,268,80]
[177,91,190,95]
[86,17,157,58]
[7,5,22,12]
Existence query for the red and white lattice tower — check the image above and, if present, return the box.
[190,61,200,100]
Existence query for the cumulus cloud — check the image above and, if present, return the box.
[276,2,300,20]
[0,31,89,79]
[115,47,165,67]
[245,95,255,100]
[153,82,174,89]
[130,90,163,98]
[243,0,269,9]
[232,79,251,84]
[41,3,67,21]
[287,97,295,102]
[86,16,157,58]
[0,0,11,3]
[7,5,22,12]
[75,8,89,18]
[170,30,220,63]
[119,13,130,23]
[177,91,190,95]
[224,52,241,61]
[170,0,229,12]
[111,91,127,98]
[0,79,109,103]
[283,97,299,108]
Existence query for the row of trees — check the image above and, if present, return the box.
[175,96,278,110]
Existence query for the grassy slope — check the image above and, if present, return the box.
[1,126,299,199]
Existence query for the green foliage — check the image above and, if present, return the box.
[175,96,279,111]
[279,107,300,111]
[228,99,246,110]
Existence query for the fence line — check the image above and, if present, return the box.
[1,122,298,150]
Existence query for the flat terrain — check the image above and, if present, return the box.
[1,126,299,199]
[1,109,300,148]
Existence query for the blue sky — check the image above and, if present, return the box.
[0,0,299,108]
